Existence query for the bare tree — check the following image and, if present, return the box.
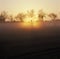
[38,10,45,22]
[27,9,34,18]
[10,15,14,22]
[0,11,8,22]
[48,13,57,21]
[27,9,35,22]
[16,13,26,22]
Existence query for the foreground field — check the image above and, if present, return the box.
[0,22,60,58]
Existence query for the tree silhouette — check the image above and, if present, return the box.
[16,13,26,22]
[10,15,14,22]
[28,10,34,18]
[27,9,35,22]
[0,11,8,22]
[38,10,45,22]
[48,13,57,21]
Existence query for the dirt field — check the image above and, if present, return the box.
[0,22,60,58]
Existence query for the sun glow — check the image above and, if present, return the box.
[18,20,42,30]
[23,15,38,23]
[17,14,42,30]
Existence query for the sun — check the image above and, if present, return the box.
[17,14,42,30]
[23,15,38,23]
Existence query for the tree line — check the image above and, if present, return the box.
[0,10,59,22]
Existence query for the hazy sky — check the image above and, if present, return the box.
[0,0,60,15]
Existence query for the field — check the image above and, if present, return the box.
[0,22,60,58]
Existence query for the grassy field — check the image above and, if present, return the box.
[0,22,60,57]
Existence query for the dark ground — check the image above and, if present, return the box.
[0,22,60,59]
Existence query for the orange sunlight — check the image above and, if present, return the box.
[17,14,43,30]
[17,21,42,30]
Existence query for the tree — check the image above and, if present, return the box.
[27,9,34,18]
[38,10,45,22]
[16,13,26,22]
[48,13,57,21]
[27,9,35,22]
[9,15,14,22]
[0,11,8,22]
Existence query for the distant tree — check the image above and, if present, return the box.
[38,10,45,22]
[0,11,8,22]
[27,9,35,22]
[27,9,35,18]
[48,13,57,21]
[16,13,26,22]
[10,15,14,22]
